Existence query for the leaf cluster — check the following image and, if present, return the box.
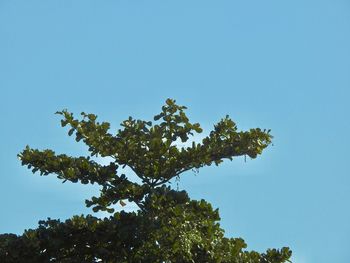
[0,99,291,263]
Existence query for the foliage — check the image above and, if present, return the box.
[0,99,291,262]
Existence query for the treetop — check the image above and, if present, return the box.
[19,98,272,213]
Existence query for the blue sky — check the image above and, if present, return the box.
[1,0,349,262]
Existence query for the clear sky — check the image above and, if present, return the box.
[1,1,349,262]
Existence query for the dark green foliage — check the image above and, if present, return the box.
[0,99,291,262]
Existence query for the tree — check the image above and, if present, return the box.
[0,99,292,262]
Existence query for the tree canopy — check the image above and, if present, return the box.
[0,99,292,262]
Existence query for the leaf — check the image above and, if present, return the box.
[68,128,74,136]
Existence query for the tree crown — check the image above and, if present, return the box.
[19,98,272,214]
[0,99,293,263]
